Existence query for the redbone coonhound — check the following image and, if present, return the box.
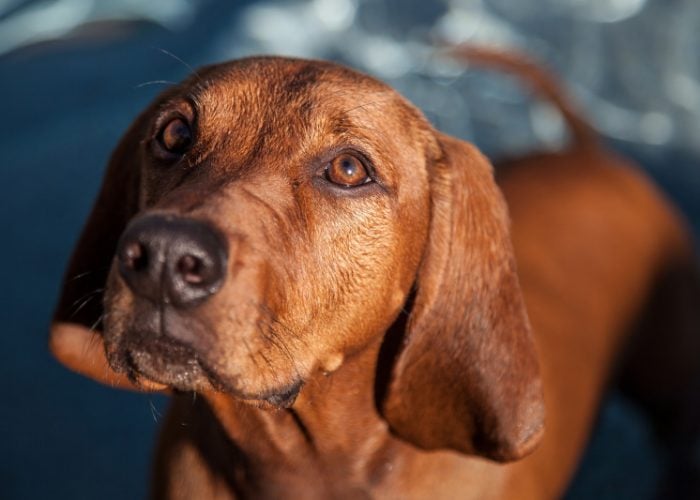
[49,48,695,499]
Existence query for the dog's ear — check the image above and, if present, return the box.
[381,133,545,461]
[49,113,147,390]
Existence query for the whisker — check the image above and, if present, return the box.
[149,399,163,422]
[69,287,105,310]
[135,80,176,89]
[80,313,108,369]
[152,47,201,82]
[342,98,393,115]
[88,312,106,334]
[67,268,109,282]
[69,289,104,319]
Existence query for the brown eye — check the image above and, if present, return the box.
[325,153,371,187]
[156,117,192,158]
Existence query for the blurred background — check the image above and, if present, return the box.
[2,0,699,498]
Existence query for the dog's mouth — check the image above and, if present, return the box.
[119,335,209,391]
[117,338,304,407]
[105,306,304,407]
[104,319,211,392]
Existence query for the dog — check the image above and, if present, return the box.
[50,48,696,498]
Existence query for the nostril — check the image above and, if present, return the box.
[176,254,205,285]
[122,242,148,272]
[117,214,227,307]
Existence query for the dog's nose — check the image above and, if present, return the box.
[116,214,228,307]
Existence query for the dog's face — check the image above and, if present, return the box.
[103,58,434,403]
[53,56,544,461]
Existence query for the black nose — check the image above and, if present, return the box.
[116,214,228,308]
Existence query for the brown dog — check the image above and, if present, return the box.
[50,48,693,498]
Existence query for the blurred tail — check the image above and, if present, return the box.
[448,45,596,148]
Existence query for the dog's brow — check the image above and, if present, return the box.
[281,64,324,96]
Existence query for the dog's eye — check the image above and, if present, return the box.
[156,117,192,158]
[325,153,371,187]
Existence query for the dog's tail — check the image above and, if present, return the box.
[448,45,596,148]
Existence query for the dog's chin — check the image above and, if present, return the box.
[107,342,211,392]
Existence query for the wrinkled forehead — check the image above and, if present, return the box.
[193,57,403,122]
[177,57,430,165]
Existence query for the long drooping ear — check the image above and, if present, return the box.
[381,133,545,462]
[49,113,148,390]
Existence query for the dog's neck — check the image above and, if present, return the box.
[203,339,401,497]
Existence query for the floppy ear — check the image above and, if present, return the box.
[49,114,148,390]
[381,133,544,461]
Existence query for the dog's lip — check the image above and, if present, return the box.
[259,379,304,408]
[132,374,169,391]
[194,361,305,408]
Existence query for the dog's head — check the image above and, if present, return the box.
[51,57,543,461]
